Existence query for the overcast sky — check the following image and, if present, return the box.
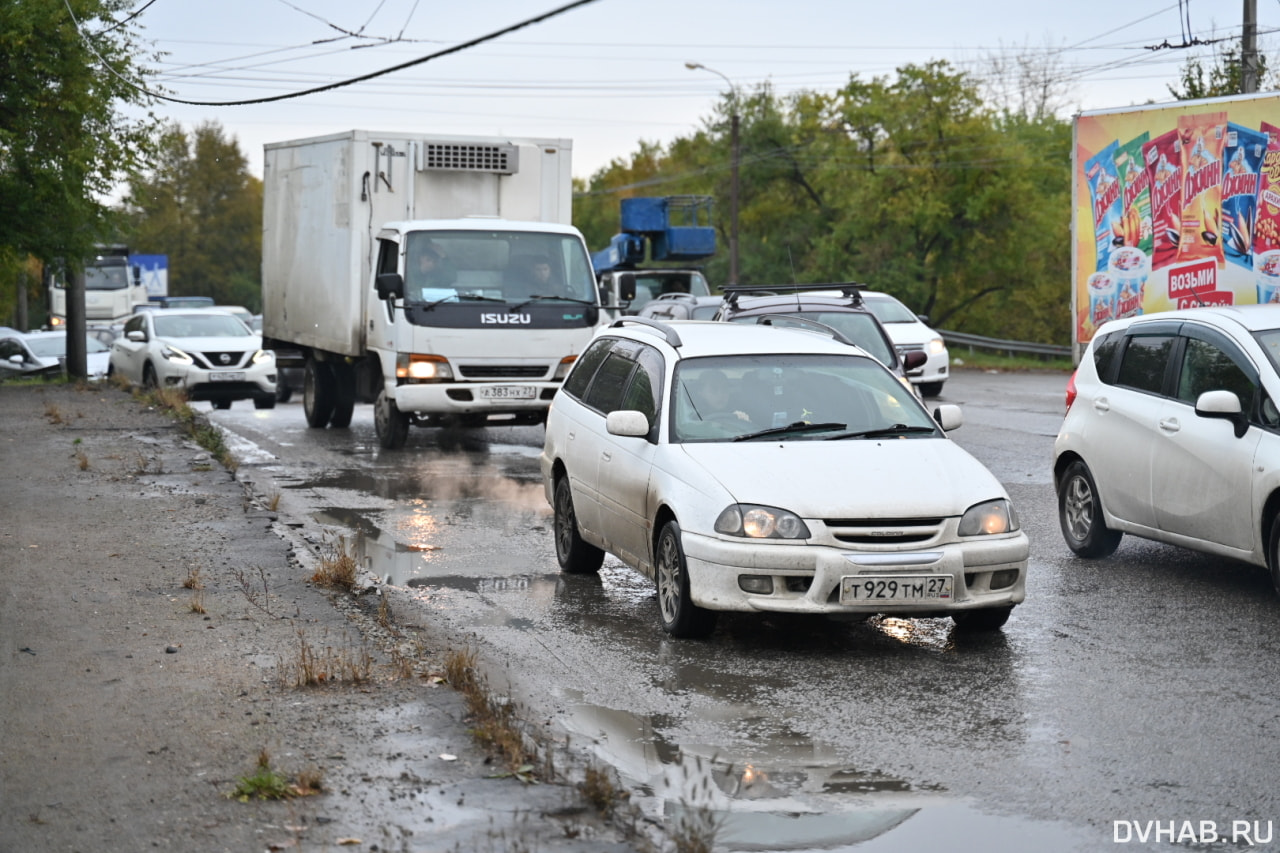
[121,0,1280,181]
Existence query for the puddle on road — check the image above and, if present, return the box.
[562,701,1098,852]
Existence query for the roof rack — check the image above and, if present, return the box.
[754,314,857,348]
[721,282,867,307]
[608,315,683,347]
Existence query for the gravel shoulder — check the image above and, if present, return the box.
[0,382,642,853]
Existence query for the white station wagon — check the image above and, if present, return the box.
[540,318,1028,638]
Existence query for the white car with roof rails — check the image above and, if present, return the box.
[540,316,1028,638]
[860,291,950,397]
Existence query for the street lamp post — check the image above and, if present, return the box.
[686,62,739,286]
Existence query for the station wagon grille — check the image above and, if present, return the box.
[825,517,944,545]
[458,365,548,379]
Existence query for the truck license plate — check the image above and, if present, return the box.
[209,371,245,382]
[478,384,535,400]
[840,575,952,603]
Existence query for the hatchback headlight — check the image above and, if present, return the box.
[958,498,1019,536]
[161,345,193,365]
[715,504,811,539]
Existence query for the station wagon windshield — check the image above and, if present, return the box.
[671,354,933,443]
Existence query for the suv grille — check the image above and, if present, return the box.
[194,351,249,369]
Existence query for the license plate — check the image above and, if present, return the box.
[209,371,245,382]
[840,574,952,603]
[477,384,535,400]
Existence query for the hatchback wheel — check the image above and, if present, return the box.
[553,476,603,574]
[1058,459,1122,557]
[1267,519,1280,597]
[655,520,717,639]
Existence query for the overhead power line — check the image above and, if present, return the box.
[66,0,601,107]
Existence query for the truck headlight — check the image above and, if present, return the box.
[554,355,577,381]
[715,504,810,539]
[958,498,1019,536]
[397,353,453,382]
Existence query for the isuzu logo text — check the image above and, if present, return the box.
[480,313,532,325]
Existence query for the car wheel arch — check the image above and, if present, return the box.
[1261,491,1280,578]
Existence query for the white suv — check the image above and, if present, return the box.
[1054,305,1280,590]
[861,291,949,397]
[540,318,1027,638]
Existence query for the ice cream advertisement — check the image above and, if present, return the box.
[1073,94,1280,346]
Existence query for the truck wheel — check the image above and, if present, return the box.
[303,360,335,428]
[329,362,356,429]
[374,387,409,449]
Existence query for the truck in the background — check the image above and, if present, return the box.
[48,245,157,329]
[592,196,716,317]
[261,130,602,449]
[1072,92,1280,360]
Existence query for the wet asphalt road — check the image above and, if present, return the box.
[210,369,1280,852]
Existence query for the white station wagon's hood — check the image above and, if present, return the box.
[677,438,1006,519]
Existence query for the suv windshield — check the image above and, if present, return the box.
[671,354,931,443]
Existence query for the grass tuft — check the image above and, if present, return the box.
[310,534,359,590]
[227,748,321,801]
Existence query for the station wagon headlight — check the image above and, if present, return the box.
[715,504,811,539]
[160,345,193,365]
[958,498,1019,536]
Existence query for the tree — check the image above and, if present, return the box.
[1169,43,1274,100]
[120,122,263,310]
[0,0,155,282]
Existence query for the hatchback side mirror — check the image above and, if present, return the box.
[1195,389,1248,438]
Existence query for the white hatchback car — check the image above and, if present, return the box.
[1055,305,1280,589]
[861,291,949,397]
[540,318,1028,638]
[109,309,276,409]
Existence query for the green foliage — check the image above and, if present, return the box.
[574,61,1073,344]
[120,122,263,311]
[1169,44,1273,100]
[0,0,157,268]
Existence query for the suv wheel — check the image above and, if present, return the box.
[1058,460,1122,557]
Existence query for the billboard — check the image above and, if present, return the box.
[1073,93,1280,349]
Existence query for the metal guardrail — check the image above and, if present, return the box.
[939,330,1073,360]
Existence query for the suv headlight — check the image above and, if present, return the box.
[160,345,193,365]
[251,349,273,365]
[958,498,1019,536]
[715,504,811,539]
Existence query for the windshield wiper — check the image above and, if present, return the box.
[416,292,508,311]
[824,423,938,440]
[733,421,847,442]
[511,295,597,311]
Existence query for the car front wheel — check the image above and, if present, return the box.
[952,606,1013,632]
[655,520,717,639]
[553,476,603,574]
[1266,518,1280,597]
[1058,459,1122,558]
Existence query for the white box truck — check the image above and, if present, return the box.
[261,130,603,448]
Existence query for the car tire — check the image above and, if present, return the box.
[951,606,1013,632]
[1267,518,1280,597]
[374,387,410,450]
[212,399,232,410]
[329,362,356,429]
[253,393,276,410]
[276,383,293,403]
[655,520,717,639]
[1058,459,1122,558]
[920,381,944,398]
[142,362,158,389]
[553,476,603,574]
[303,359,335,428]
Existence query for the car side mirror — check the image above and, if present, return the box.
[606,410,650,437]
[618,277,637,302]
[933,404,963,431]
[1195,389,1248,438]
[375,272,404,301]
[127,330,146,342]
[902,350,928,372]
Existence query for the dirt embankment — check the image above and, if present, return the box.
[0,383,642,853]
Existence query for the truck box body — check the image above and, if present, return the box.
[1072,93,1280,359]
[263,130,574,356]
[261,130,599,447]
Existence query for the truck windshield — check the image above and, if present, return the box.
[84,265,131,291]
[403,230,596,306]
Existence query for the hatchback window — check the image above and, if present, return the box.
[1091,330,1121,382]
[1115,334,1175,394]
[1176,337,1254,406]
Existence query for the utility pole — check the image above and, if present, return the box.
[686,62,740,285]
[65,265,86,380]
[1243,0,1259,94]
